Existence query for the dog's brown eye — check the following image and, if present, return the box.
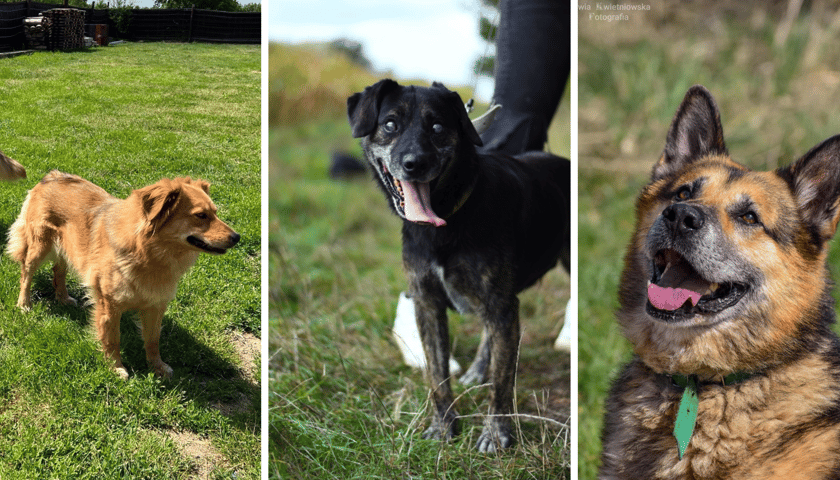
[383,120,397,133]
[195,213,208,220]
[675,187,691,201]
[740,212,758,224]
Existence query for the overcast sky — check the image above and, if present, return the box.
[266,0,495,101]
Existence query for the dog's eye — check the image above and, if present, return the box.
[195,213,208,220]
[675,186,691,201]
[740,212,759,225]
[383,120,398,133]
[432,124,444,134]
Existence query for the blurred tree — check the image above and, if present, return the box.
[153,0,247,11]
[474,0,498,77]
[329,38,373,70]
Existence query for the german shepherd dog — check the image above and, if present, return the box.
[7,171,240,379]
[348,79,569,452]
[600,85,840,478]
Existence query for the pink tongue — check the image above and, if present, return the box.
[648,283,702,311]
[401,180,446,227]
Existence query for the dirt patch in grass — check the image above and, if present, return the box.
[230,332,260,383]
[168,430,226,480]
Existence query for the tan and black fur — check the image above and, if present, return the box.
[7,171,240,379]
[348,80,570,452]
[600,85,840,478]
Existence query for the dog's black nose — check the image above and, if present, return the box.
[662,203,704,234]
[401,153,430,176]
[230,232,241,245]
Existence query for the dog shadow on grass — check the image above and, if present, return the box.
[25,272,260,434]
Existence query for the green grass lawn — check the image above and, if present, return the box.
[0,42,260,479]
[578,4,840,478]
[269,43,571,479]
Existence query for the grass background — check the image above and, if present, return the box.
[578,1,840,478]
[269,43,572,478]
[0,42,260,479]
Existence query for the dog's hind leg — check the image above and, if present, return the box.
[15,237,53,311]
[94,296,129,380]
[459,328,490,385]
[476,297,520,453]
[140,304,173,379]
[52,256,77,306]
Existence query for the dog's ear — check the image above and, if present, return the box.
[136,179,182,230]
[779,135,840,242]
[432,82,483,147]
[653,85,728,181]
[347,79,399,138]
[178,177,210,194]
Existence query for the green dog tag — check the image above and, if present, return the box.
[673,375,698,458]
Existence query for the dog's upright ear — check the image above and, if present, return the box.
[347,79,400,138]
[653,85,728,181]
[779,135,840,243]
[136,179,182,232]
[432,82,483,147]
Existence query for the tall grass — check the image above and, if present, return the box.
[578,4,840,478]
[0,42,260,479]
[269,43,571,479]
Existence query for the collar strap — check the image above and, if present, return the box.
[443,178,475,218]
[433,151,477,219]
[670,372,754,388]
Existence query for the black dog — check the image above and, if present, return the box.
[348,79,569,452]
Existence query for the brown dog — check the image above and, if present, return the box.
[7,171,240,379]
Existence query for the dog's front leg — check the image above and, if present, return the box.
[95,296,128,379]
[140,304,173,378]
[476,296,520,453]
[410,273,459,442]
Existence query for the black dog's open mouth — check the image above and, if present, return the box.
[646,249,747,321]
[374,158,446,227]
[187,236,229,254]
[375,158,407,215]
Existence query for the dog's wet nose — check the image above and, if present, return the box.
[663,203,704,234]
[401,153,430,176]
[230,232,241,246]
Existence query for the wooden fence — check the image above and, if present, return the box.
[0,1,259,51]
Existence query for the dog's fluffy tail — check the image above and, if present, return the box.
[6,191,32,264]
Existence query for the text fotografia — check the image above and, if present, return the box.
[580,3,651,21]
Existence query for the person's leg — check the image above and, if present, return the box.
[480,0,570,155]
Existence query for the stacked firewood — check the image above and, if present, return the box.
[23,16,51,50]
[42,8,85,51]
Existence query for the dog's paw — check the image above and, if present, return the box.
[475,421,514,453]
[458,363,487,386]
[114,366,130,380]
[57,295,78,307]
[421,415,459,442]
[152,362,174,379]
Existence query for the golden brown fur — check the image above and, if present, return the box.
[7,171,240,379]
[600,86,840,479]
[0,150,26,181]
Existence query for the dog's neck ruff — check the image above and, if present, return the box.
[666,371,755,458]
